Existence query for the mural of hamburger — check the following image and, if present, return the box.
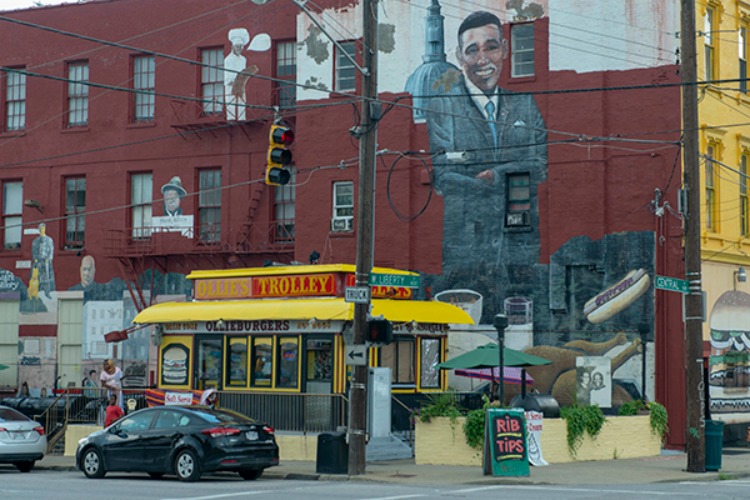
[162,345,188,385]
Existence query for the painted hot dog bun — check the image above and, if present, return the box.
[584,269,650,324]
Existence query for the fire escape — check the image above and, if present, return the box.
[104,99,295,311]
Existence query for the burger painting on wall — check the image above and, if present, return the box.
[583,269,651,324]
[162,344,189,386]
[709,291,750,421]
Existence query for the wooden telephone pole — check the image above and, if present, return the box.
[681,0,706,473]
[349,0,379,475]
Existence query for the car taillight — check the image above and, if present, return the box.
[0,427,6,432]
[262,425,275,435]
[34,426,45,436]
[201,427,241,438]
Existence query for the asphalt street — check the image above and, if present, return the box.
[2,469,750,500]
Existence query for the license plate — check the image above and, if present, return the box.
[12,432,28,440]
[245,431,258,440]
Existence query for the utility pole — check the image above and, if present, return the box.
[349,0,379,476]
[681,0,706,473]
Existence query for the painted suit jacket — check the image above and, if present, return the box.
[426,74,548,195]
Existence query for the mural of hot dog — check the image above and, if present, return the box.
[583,269,651,324]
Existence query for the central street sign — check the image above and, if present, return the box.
[654,275,689,294]
[368,273,421,288]
[345,286,371,304]
[345,345,368,365]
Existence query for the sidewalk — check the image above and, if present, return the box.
[35,447,750,485]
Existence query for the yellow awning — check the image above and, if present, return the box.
[133,298,474,325]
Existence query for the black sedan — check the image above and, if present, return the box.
[75,405,279,482]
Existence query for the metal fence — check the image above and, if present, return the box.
[217,391,348,433]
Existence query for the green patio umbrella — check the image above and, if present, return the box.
[437,344,551,399]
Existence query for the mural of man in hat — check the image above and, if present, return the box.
[161,176,186,217]
[224,28,257,121]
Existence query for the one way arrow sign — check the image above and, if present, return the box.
[345,345,368,366]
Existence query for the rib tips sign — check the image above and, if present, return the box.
[484,408,529,477]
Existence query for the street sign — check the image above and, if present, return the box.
[345,345,368,365]
[654,275,689,294]
[368,273,420,288]
[345,286,371,304]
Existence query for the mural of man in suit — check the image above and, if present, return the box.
[426,10,547,272]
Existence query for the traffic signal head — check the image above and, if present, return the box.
[367,319,393,344]
[266,124,294,186]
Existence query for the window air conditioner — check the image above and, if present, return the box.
[505,211,530,227]
[331,217,354,232]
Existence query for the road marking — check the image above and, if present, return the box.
[363,495,426,500]
[162,491,275,500]
[452,485,704,496]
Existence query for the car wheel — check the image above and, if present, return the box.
[148,472,164,479]
[174,449,201,482]
[82,448,106,479]
[239,469,263,480]
[15,461,34,473]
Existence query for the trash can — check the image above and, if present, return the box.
[316,431,349,474]
[705,420,725,471]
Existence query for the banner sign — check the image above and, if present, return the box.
[525,410,548,466]
[485,408,529,477]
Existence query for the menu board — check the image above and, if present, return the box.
[484,408,529,477]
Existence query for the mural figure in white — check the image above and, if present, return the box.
[30,223,55,299]
[223,28,271,121]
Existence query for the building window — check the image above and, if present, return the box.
[3,68,26,132]
[335,41,357,92]
[704,8,715,81]
[2,181,22,250]
[705,146,716,230]
[275,41,297,109]
[506,173,531,227]
[742,154,749,237]
[380,339,415,386]
[419,338,441,389]
[201,48,223,115]
[741,27,748,93]
[67,62,89,127]
[274,171,295,243]
[227,337,248,387]
[511,23,535,78]
[276,337,299,389]
[331,181,354,232]
[64,176,86,248]
[132,55,155,122]
[198,168,221,242]
[131,173,153,239]
[251,337,273,388]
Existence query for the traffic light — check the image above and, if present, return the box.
[266,124,294,186]
[367,319,393,344]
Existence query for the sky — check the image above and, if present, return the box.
[2,0,72,11]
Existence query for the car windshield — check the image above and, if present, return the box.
[0,407,29,422]
[188,407,255,424]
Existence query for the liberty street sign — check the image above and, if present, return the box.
[368,273,420,288]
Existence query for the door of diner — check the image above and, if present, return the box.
[195,337,223,390]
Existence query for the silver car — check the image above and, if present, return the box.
[0,405,47,472]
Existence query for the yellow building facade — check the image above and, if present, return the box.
[698,1,750,424]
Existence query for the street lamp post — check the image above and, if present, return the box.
[494,314,508,405]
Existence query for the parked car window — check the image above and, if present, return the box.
[0,407,28,421]
[117,411,154,432]
[190,408,253,424]
[153,410,189,429]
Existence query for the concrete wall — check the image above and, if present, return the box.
[415,415,661,466]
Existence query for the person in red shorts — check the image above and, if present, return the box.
[104,394,124,427]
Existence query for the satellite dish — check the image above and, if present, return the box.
[250,0,271,5]
[248,33,271,52]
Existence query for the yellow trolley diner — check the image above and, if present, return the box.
[133,264,473,434]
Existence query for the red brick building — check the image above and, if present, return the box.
[0,0,687,446]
